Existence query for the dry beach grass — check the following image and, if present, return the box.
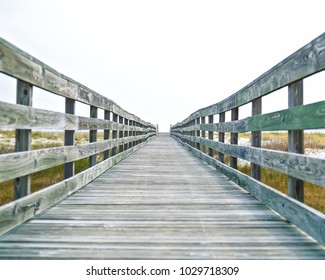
[0,130,324,213]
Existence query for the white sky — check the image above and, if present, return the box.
[0,0,324,131]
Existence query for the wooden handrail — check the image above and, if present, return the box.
[0,38,156,235]
[171,33,325,246]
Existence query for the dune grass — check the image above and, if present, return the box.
[238,164,325,213]
[0,130,102,205]
[0,130,324,213]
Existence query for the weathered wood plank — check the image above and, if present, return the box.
[64,97,76,179]
[288,80,304,202]
[0,247,324,260]
[0,134,324,260]
[251,97,262,180]
[208,115,214,157]
[174,134,325,188]
[14,80,33,199]
[103,110,111,160]
[0,138,150,236]
[230,108,238,169]
[0,133,155,182]
[247,101,325,132]
[0,101,155,132]
[89,105,98,167]
[171,33,325,127]
[0,38,156,129]
[176,100,325,133]
[176,137,325,246]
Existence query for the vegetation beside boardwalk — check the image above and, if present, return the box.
[0,130,103,205]
[0,130,324,213]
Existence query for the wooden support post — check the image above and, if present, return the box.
[208,115,214,157]
[64,98,75,179]
[129,120,134,148]
[14,80,32,199]
[119,116,124,153]
[134,121,137,146]
[191,120,194,147]
[251,98,262,180]
[124,118,129,151]
[196,117,200,150]
[200,116,206,153]
[89,105,98,167]
[112,113,118,156]
[230,108,238,169]
[218,112,225,163]
[288,80,304,202]
[104,110,110,160]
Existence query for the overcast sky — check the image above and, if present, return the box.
[0,0,324,131]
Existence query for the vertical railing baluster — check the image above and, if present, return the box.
[14,80,32,199]
[104,110,110,160]
[124,118,129,151]
[119,116,124,153]
[251,98,262,180]
[112,113,118,156]
[288,80,304,202]
[191,119,195,148]
[201,116,206,153]
[196,117,200,150]
[218,112,225,163]
[64,98,75,179]
[230,108,238,169]
[208,115,214,157]
[130,120,134,148]
[89,105,98,167]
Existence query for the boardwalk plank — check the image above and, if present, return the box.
[0,133,324,259]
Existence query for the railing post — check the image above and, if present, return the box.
[104,110,110,160]
[230,108,238,169]
[124,118,129,151]
[251,98,262,180]
[208,115,214,157]
[64,98,75,179]
[135,121,139,146]
[218,112,225,163]
[14,80,32,199]
[134,121,137,146]
[112,113,118,156]
[129,120,134,148]
[200,116,206,153]
[288,80,304,202]
[196,117,200,150]
[89,105,98,167]
[119,116,124,153]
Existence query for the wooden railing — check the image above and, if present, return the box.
[0,38,156,235]
[171,33,325,246]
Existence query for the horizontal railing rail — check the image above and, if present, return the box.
[0,37,156,235]
[171,33,325,246]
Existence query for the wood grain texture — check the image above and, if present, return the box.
[174,101,325,134]
[0,38,156,130]
[14,80,33,199]
[172,133,325,188]
[288,80,304,202]
[0,101,155,132]
[0,138,150,236]
[64,98,76,179]
[0,134,324,259]
[0,134,155,182]
[171,33,325,127]
[175,136,325,247]
[251,98,262,180]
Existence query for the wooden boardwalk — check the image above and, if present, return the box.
[0,134,324,259]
